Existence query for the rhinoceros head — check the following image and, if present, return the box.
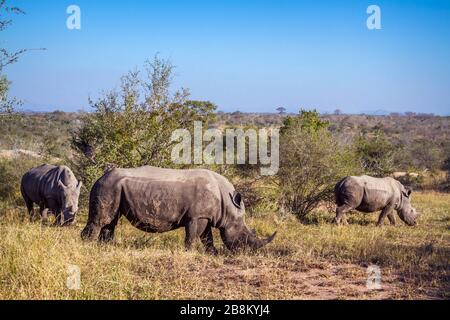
[58,180,82,226]
[397,188,419,226]
[220,191,277,251]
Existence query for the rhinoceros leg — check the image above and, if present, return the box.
[82,190,121,241]
[21,187,35,220]
[81,222,100,241]
[23,195,39,222]
[39,204,49,225]
[198,219,218,255]
[335,205,353,225]
[54,211,63,225]
[24,199,33,215]
[377,204,395,227]
[26,202,36,220]
[184,219,199,251]
[184,219,218,254]
[30,205,42,223]
[387,212,396,226]
[99,214,121,242]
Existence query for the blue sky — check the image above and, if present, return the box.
[2,0,450,114]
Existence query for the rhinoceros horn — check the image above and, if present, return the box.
[246,231,278,250]
[221,225,277,251]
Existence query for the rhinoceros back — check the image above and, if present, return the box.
[336,175,397,212]
[89,166,225,232]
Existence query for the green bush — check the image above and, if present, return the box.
[354,131,396,177]
[0,159,17,202]
[278,110,360,219]
[0,156,40,208]
[71,56,216,189]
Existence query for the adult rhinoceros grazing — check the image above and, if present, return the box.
[21,164,82,226]
[81,166,277,253]
[334,175,419,226]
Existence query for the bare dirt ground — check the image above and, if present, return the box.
[164,258,415,300]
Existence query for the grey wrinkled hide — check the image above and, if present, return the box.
[334,175,419,226]
[81,166,276,253]
[21,164,82,226]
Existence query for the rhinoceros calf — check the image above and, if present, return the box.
[334,175,419,226]
[21,164,82,226]
[81,166,277,253]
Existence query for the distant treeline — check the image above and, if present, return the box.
[1,110,448,173]
[1,109,449,220]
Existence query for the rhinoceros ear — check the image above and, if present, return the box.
[230,191,243,210]
[402,188,412,198]
[58,180,68,190]
[407,188,412,197]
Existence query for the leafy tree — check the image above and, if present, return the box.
[281,109,329,134]
[0,0,26,71]
[354,131,396,176]
[276,107,286,115]
[278,109,359,219]
[0,75,9,111]
[0,75,19,116]
[0,0,28,117]
[0,156,41,207]
[72,56,217,187]
[415,141,444,172]
[396,138,444,172]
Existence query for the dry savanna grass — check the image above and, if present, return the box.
[0,192,448,300]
